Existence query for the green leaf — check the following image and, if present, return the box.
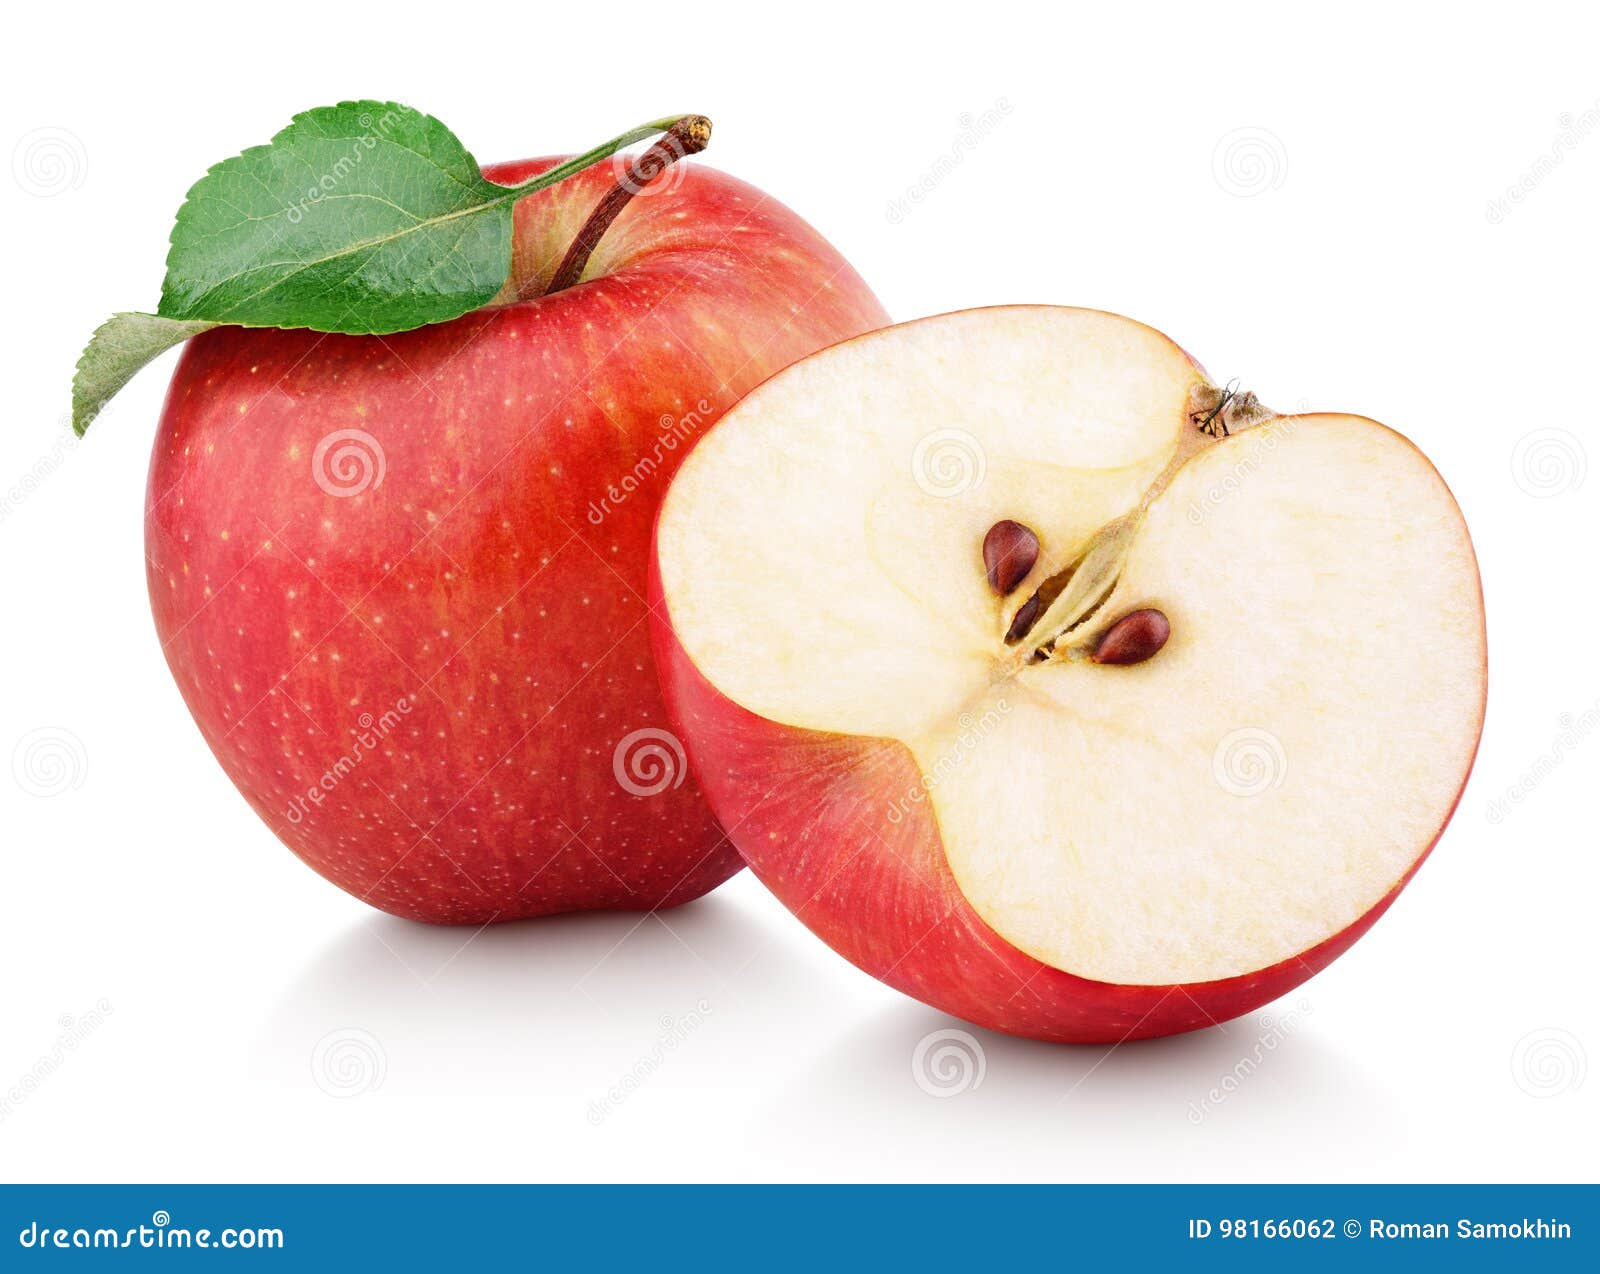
[156,101,520,334]
[73,103,696,433]
[72,313,217,436]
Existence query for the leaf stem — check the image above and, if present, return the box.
[500,115,695,203]
[544,116,712,295]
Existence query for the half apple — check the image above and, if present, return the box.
[651,306,1486,1042]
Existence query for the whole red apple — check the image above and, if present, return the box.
[145,154,887,923]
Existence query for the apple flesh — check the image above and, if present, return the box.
[146,155,887,923]
[652,306,1487,1042]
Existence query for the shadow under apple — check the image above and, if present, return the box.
[256,892,811,1101]
[743,998,1402,1179]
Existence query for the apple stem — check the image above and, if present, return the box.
[544,116,713,296]
[1189,381,1275,438]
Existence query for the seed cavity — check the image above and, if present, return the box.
[1091,608,1171,666]
[982,519,1039,596]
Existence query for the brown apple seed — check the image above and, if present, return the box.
[1004,591,1043,644]
[1091,608,1171,665]
[983,519,1040,596]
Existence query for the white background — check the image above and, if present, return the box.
[2,0,1596,1183]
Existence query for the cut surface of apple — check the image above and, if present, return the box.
[653,306,1486,1039]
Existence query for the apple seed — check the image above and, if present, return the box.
[1091,608,1171,665]
[983,519,1040,595]
[1004,592,1043,644]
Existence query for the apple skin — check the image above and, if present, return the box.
[145,155,888,924]
[648,547,1482,1046]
